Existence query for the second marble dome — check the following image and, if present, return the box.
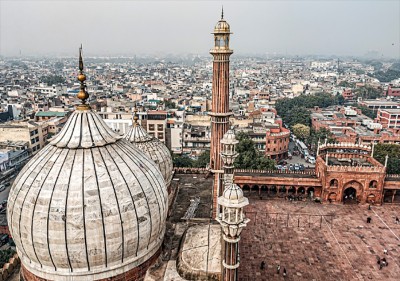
[125,117,173,188]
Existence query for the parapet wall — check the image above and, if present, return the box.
[327,165,385,173]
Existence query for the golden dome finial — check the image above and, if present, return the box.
[221,6,224,20]
[77,44,90,110]
[133,102,139,126]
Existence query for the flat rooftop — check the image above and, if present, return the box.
[327,156,373,167]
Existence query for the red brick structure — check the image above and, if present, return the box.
[232,142,400,205]
[209,13,233,218]
[311,106,400,144]
[265,127,290,160]
[376,108,400,129]
[316,143,385,204]
[342,89,354,100]
[20,249,161,281]
[386,84,400,97]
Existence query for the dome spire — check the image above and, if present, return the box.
[221,5,224,19]
[77,44,90,110]
[133,102,139,126]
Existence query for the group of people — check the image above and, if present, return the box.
[260,262,287,277]
[286,194,303,201]
[377,249,389,270]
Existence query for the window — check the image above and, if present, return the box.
[157,124,163,131]
[158,133,164,139]
[148,124,155,131]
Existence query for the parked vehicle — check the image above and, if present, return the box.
[308,156,316,164]
[299,164,305,171]
[294,164,300,171]
[0,185,6,192]
[287,152,292,159]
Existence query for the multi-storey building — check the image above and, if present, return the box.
[311,106,400,144]
[0,121,47,154]
[358,99,400,112]
[386,84,400,97]
[377,108,400,129]
[146,110,167,143]
[265,126,290,160]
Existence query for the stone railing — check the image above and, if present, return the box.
[173,167,317,176]
[234,169,316,176]
[174,167,209,174]
[0,253,20,281]
[327,165,385,173]
[386,174,400,180]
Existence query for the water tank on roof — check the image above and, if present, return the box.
[367,123,382,130]
[345,108,357,116]
[362,119,373,126]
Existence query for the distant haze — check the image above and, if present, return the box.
[1,0,399,58]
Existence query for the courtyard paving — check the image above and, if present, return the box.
[239,199,400,281]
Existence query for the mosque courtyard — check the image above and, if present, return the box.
[240,199,400,281]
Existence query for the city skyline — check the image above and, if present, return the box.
[1,0,399,58]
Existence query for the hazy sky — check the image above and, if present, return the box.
[1,0,399,58]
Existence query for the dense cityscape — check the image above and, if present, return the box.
[0,2,400,281]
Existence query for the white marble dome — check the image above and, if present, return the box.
[7,109,168,280]
[125,120,173,187]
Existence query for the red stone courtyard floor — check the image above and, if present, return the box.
[239,199,400,281]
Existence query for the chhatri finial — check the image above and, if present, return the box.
[77,44,90,110]
[221,6,224,19]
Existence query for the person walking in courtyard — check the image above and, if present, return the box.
[277,264,281,274]
[367,216,372,223]
[395,216,399,224]
[383,248,388,255]
[260,261,265,270]
[283,268,287,277]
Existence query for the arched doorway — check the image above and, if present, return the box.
[394,191,400,204]
[243,185,250,196]
[279,186,287,196]
[383,190,394,203]
[270,186,277,196]
[298,187,305,195]
[343,187,357,204]
[252,185,259,196]
[261,185,268,195]
[288,186,295,195]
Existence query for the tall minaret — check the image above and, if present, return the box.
[210,8,233,218]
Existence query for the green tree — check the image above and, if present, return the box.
[173,154,194,167]
[275,92,338,127]
[373,143,400,174]
[234,132,276,170]
[193,150,210,168]
[354,86,382,99]
[164,100,176,109]
[356,105,376,119]
[40,75,65,85]
[306,128,336,151]
[292,124,310,141]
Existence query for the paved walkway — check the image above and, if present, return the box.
[239,200,400,281]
